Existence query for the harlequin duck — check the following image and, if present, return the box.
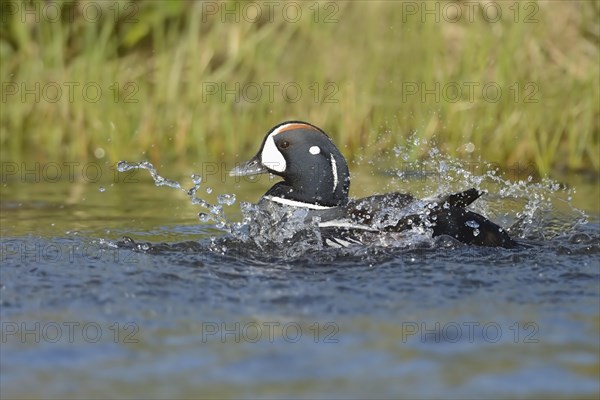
[230,121,516,248]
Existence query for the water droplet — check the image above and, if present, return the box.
[465,220,480,229]
[216,221,227,229]
[210,204,223,214]
[217,194,236,206]
[439,161,448,173]
[198,212,211,222]
[192,198,210,208]
[117,161,131,172]
[206,187,213,194]
[98,186,106,192]
[191,174,202,185]
[94,147,105,159]
[473,229,480,236]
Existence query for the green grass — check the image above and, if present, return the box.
[1,0,598,175]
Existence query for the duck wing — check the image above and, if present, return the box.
[267,189,515,248]
[313,190,484,230]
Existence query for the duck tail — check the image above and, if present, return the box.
[430,206,516,248]
[438,188,484,208]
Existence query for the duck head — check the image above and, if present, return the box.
[230,121,350,207]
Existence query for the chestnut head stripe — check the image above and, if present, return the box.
[271,122,321,136]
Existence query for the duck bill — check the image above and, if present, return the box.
[229,155,268,177]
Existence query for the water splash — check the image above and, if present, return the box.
[117,161,183,190]
[118,137,588,257]
[387,135,588,240]
[116,160,235,231]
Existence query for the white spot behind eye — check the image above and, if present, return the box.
[309,146,321,155]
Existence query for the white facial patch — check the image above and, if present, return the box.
[261,134,286,173]
[309,146,321,155]
[260,122,321,173]
[330,154,338,191]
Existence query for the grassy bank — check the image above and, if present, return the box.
[1,0,598,175]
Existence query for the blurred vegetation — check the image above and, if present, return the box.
[0,0,598,175]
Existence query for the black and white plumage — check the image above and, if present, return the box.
[230,121,515,248]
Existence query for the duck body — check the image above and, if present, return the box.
[230,121,515,249]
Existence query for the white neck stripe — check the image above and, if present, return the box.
[263,195,334,210]
[330,154,338,192]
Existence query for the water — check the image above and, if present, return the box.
[1,156,599,399]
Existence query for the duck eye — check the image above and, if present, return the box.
[279,141,290,149]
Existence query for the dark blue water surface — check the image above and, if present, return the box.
[1,169,599,399]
